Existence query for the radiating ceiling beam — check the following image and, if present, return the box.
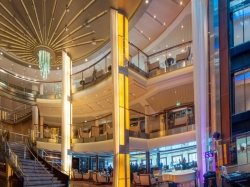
[0,33,32,47]
[49,0,96,47]
[31,0,44,45]
[46,0,58,44]
[52,31,94,48]
[47,0,74,46]
[0,26,35,47]
[54,39,104,51]
[0,3,38,45]
[20,0,43,44]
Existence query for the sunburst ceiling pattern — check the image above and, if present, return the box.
[0,0,142,66]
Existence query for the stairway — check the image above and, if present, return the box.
[8,141,65,187]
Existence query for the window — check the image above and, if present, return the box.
[172,155,183,164]
[160,158,167,166]
[234,68,250,113]
[232,5,250,46]
[188,153,197,162]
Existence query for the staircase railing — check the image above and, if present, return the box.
[0,129,28,186]
[24,138,54,187]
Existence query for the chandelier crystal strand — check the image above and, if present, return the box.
[38,50,51,79]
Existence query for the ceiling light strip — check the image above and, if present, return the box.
[0,33,30,47]
[54,39,104,51]
[0,28,26,43]
[134,27,151,41]
[49,0,96,47]
[31,0,44,44]
[0,4,38,45]
[42,0,46,44]
[46,0,58,42]
[52,31,95,48]
[47,0,74,46]
[0,16,37,46]
[146,12,166,27]
[0,25,35,47]
[20,0,43,44]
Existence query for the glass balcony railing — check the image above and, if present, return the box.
[71,52,112,94]
[129,41,193,78]
[35,105,195,144]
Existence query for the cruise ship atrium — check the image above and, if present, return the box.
[0,0,250,187]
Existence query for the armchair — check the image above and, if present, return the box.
[71,169,83,180]
[105,124,113,134]
[83,170,93,180]
[133,172,140,185]
[153,170,161,178]
[92,172,108,184]
[78,128,91,138]
[176,46,191,63]
[140,174,156,186]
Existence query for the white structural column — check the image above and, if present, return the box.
[111,8,130,187]
[32,84,39,137]
[61,50,72,173]
[40,116,44,138]
[144,105,149,133]
[191,0,209,185]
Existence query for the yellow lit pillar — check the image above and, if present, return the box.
[110,9,130,187]
[61,50,72,174]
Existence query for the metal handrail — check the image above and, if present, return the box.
[34,147,70,176]
[25,138,54,186]
[0,132,29,186]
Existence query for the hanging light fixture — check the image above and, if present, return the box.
[34,46,56,80]
[38,50,51,79]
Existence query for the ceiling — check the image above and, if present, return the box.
[0,0,142,66]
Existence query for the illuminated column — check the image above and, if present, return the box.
[40,116,44,138]
[110,9,130,187]
[61,50,72,173]
[32,84,39,137]
[144,105,149,133]
[192,0,209,185]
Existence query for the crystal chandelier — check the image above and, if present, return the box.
[38,50,51,79]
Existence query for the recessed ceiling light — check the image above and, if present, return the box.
[149,37,150,40]
[181,25,184,28]
[84,120,87,123]
[85,59,88,62]
[180,1,183,5]
[29,65,31,68]
[65,27,68,32]
[57,67,59,69]
[157,58,159,61]
[182,49,184,52]
[92,40,96,45]
[154,15,156,18]
[141,30,143,33]
[85,22,90,27]
[163,23,165,25]
[145,0,149,3]
[0,52,3,55]
[166,45,168,48]
[182,39,184,42]
[169,54,171,56]
[66,7,70,12]
[96,95,97,97]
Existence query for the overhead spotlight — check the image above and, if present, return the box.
[181,25,184,28]
[154,15,156,18]
[57,67,59,69]
[85,59,88,62]
[66,4,70,12]
[180,1,183,5]
[0,51,3,55]
[163,23,165,25]
[92,40,96,45]
[29,65,31,68]
[65,27,68,32]
[85,22,90,27]
[148,37,150,40]
[145,0,149,3]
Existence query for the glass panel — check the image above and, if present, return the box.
[188,153,197,162]
[245,71,250,110]
[172,155,182,164]
[235,73,245,113]
[236,136,247,164]
[244,6,250,42]
[233,9,244,46]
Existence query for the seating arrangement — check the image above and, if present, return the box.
[148,61,160,73]
[176,46,191,63]
[105,124,113,134]
[78,128,91,138]
[153,170,161,178]
[92,172,108,184]
[133,172,140,185]
[71,169,83,180]
[139,174,157,186]
[83,170,93,180]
